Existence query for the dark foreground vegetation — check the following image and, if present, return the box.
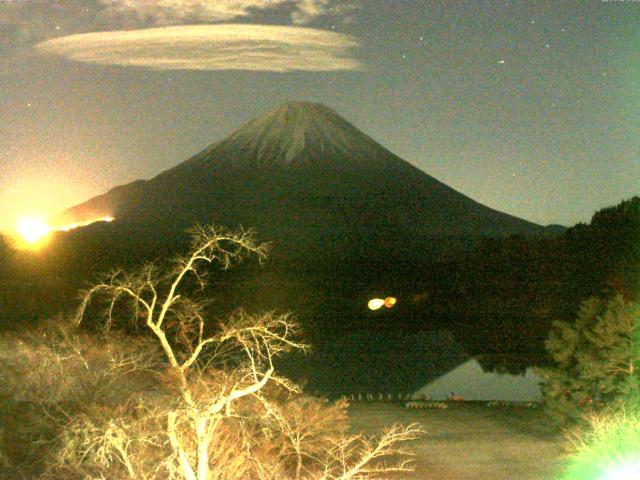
[1,196,637,385]
[0,226,422,479]
[0,196,637,478]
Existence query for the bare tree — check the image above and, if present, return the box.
[0,317,159,405]
[254,396,423,480]
[41,224,424,480]
[317,424,424,480]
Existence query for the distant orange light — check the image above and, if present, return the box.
[367,296,398,310]
[16,217,50,245]
[13,215,115,250]
[384,297,397,308]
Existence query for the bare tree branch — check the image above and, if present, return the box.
[37,224,423,480]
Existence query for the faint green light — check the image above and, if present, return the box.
[560,410,640,480]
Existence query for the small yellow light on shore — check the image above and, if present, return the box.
[368,298,385,310]
[16,217,51,245]
[384,297,397,308]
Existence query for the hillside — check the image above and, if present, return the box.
[55,102,546,266]
[2,102,584,394]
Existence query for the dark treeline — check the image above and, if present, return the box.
[448,196,639,372]
[0,197,638,390]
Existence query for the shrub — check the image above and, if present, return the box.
[1,225,423,479]
[559,407,640,480]
[536,294,640,426]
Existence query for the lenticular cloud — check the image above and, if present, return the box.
[35,24,361,72]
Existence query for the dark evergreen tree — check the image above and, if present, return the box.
[536,295,640,426]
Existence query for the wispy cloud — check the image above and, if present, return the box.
[101,0,290,24]
[100,0,358,25]
[291,0,331,25]
[291,0,360,25]
[35,24,361,72]
[0,0,360,51]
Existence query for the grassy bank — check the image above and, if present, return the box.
[348,401,565,479]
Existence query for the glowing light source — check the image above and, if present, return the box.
[57,216,114,231]
[603,460,640,480]
[368,298,385,310]
[16,217,50,244]
[14,215,115,249]
[367,297,398,310]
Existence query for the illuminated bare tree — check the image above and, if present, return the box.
[317,424,424,480]
[255,396,423,480]
[49,224,424,480]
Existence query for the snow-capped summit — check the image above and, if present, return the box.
[181,101,402,170]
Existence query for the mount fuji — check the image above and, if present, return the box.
[56,101,546,265]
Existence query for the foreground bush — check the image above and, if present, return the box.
[559,407,640,480]
[536,295,640,426]
[1,225,422,479]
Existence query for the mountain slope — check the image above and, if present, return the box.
[7,102,565,390]
[56,101,545,262]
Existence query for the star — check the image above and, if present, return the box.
[545,43,550,48]
[498,59,506,64]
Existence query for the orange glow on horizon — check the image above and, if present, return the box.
[56,216,114,232]
[16,217,50,245]
[13,215,114,250]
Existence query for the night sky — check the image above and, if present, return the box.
[1,0,638,232]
